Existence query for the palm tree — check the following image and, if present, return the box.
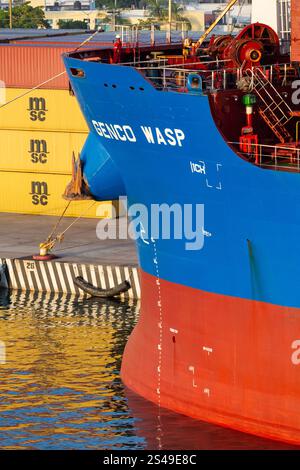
[147,0,167,20]
[171,2,191,30]
[171,2,183,20]
[146,1,191,28]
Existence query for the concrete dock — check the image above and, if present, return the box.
[0,213,137,264]
[0,213,140,299]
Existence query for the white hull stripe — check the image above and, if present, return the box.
[0,258,140,299]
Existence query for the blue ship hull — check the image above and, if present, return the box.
[63,55,300,444]
[64,58,300,308]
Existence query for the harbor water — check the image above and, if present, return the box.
[0,289,298,450]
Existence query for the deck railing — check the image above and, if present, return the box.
[133,60,239,93]
[228,141,300,172]
[114,24,192,48]
[130,61,300,94]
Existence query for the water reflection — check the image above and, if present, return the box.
[0,289,141,450]
[0,288,298,450]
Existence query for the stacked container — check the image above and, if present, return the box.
[0,38,116,218]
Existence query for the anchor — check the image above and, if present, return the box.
[63,152,93,201]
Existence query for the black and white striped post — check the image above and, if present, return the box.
[0,258,140,300]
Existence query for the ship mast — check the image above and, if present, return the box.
[195,0,240,49]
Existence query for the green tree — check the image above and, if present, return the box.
[144,1,191,29]
[171,2,183,20]
[58,19,88,29]
[0,2,49,28]
[171,2,191,30]
[146,0,167,19]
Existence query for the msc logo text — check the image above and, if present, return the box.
[28,97,48,122]
[29,139,49,164]
[30,181,50,206]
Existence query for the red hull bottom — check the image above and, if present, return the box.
[121,270,300,445]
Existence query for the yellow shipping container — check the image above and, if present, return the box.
[0,129,88,174]
[0,88,88,132]
[0,171,119,219]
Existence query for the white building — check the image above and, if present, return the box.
[44,0,94,11]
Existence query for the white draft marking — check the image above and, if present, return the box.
[170,328,179,334]
[152,239,163,410]
[203,346,213,355]
[188,366,198,388]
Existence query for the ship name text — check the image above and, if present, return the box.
[92,120,185,147]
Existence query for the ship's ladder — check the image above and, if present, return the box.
[245,67,293,143]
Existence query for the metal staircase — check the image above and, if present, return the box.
[246,68,293,143]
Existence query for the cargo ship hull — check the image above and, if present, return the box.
[64,57,300,444]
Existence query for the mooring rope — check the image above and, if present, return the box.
[47,201,72,241]
[0,71,67,110]
[44,200,96,247]
[57,201,96,237]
